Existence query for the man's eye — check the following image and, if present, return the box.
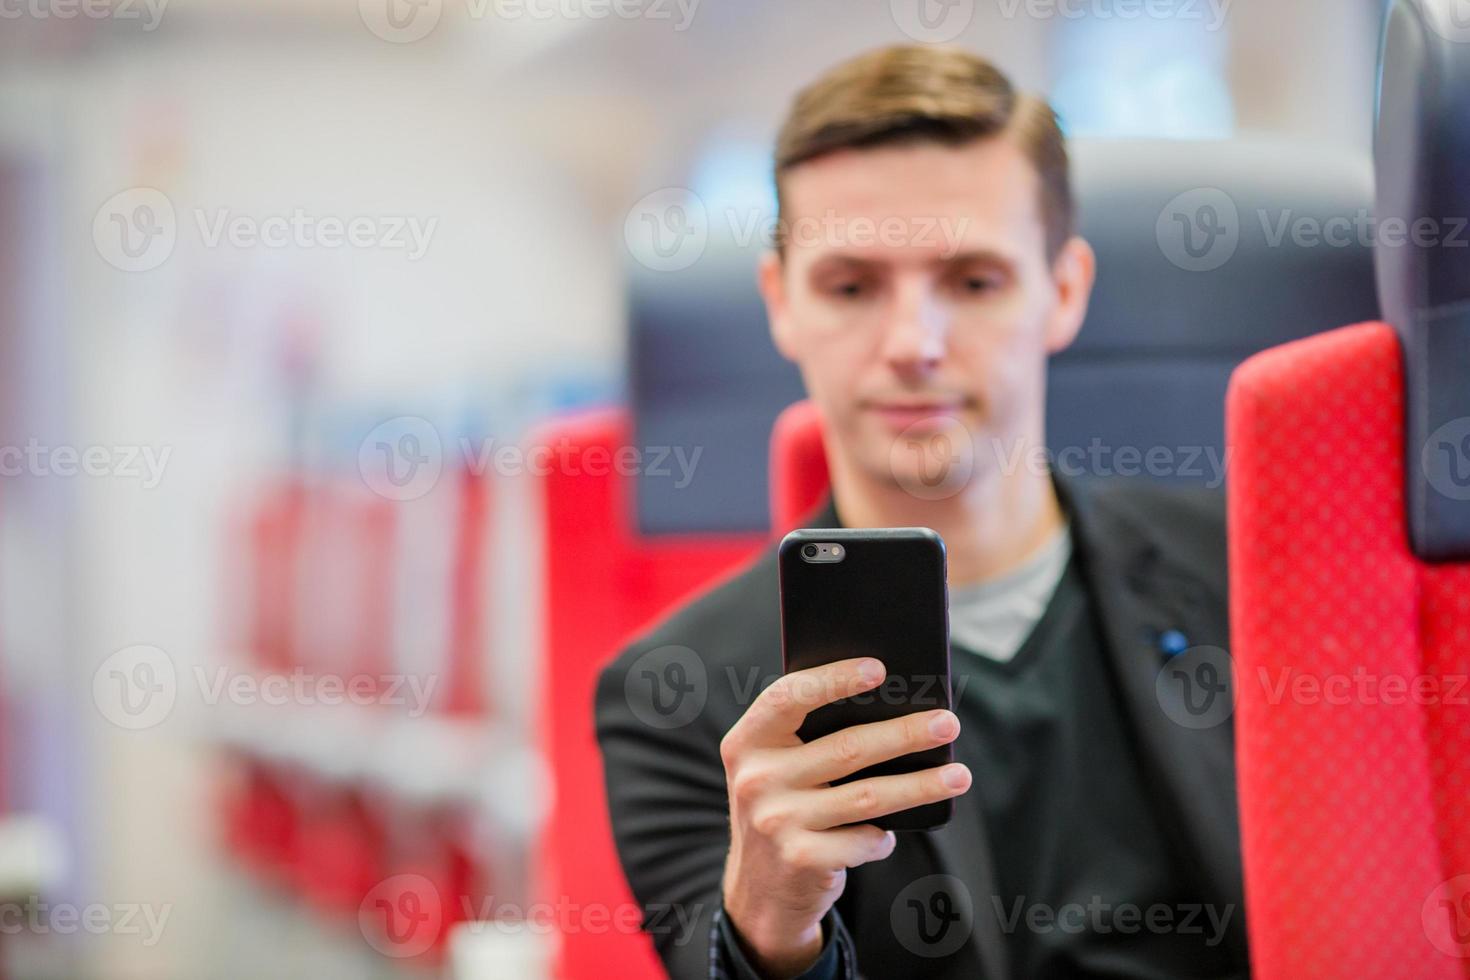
[830,281,867,299]
[957,275,999,295]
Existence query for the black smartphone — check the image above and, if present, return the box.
[778,526,953,832]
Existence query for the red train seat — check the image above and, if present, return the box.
[1227,2,1470,973]
[536,408,764,979]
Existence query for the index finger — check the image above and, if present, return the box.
[729,657,887,747]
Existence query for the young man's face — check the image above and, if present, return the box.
[760,136,1094,498]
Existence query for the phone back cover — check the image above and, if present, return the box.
[778,527,953,830]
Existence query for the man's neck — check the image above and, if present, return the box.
[829,454,1066,589]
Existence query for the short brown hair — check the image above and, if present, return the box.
[773,45,1073,259]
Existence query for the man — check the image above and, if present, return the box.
[596,45,1247,979]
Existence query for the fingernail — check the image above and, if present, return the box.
[928,712,957,739]
[858,659,884,684]
[883,831,897,851]
[941,764,969,789]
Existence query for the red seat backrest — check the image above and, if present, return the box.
[1227,322,1470,977]
[769,400,830,534]
[536,408,764,980]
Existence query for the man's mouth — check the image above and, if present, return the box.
[863,398,973,431]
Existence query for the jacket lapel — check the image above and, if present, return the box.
[920,808,1011,980]
[797,482,1244,967]
[803,496,1008,980]
[1057,477,1246,936]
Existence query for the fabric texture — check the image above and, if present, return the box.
[1227,321,1470,979]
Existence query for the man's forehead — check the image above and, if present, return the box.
[779,139,1045,259]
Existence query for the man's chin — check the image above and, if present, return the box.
[852,418,984,502]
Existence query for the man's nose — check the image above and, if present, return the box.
[880,284,948,373]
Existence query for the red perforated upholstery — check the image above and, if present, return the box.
[1227,321,1470,978]
[537,409,764,980]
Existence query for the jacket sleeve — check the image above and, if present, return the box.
[716,904,854,980]
[594,641,859,979]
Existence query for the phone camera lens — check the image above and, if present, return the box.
[802,544,818,559]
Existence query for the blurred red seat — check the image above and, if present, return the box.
[536,408,764,980]
[769,400,830,535]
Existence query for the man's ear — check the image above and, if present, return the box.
[1044,235,1096,355]
[758,249,799,361]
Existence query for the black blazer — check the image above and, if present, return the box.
[595,477,1246,979]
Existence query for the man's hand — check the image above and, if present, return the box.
[719,657,971,978]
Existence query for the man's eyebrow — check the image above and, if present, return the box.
[806,253,885,272]
[804,247,1019,272]
[809,247,1016,265]
[936,248,1016,267]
